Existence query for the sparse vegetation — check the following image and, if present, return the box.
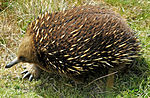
[0,0,149,97]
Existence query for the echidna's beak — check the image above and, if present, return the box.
[5,57,20,68]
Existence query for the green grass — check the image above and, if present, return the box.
[0,0,150,97]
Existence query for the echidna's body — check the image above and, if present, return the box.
[6,6,141,81]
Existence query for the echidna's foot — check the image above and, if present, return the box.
[21,64,41,81]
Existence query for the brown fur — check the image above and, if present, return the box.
[17,34,38,64]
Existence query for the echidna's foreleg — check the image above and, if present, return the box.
[21,64,41,81]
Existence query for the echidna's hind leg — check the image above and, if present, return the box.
[106,63,127,89]
[21,64,41,81]
[106,68,115,89]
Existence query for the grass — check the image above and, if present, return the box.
[0,0,150,97]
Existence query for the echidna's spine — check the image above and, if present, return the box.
[26,6,141,75]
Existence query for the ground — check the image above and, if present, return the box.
[0,0,150,97]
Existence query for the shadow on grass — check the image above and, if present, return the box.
[32,57,149,97]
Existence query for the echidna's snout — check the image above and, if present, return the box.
[5,57,20,68]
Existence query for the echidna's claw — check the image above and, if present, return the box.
[29,74,33,81]
[23,72,31,79]
[21,64,41,81]
[21,69,34,81]
[21,69,28,74]
[22,65,26,69]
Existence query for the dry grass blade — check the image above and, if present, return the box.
[84,71,118,88]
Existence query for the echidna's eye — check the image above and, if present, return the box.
[19,56,25,61]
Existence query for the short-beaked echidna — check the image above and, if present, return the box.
[6,5,141,82]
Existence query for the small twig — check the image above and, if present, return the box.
[0,2,13,14]
[84,71,118,88]
[0,44,16,57]
[39,75,50,87]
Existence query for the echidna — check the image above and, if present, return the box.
[6,5,141,82]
